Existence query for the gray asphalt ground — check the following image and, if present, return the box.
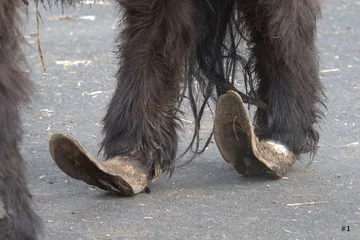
[22,0,359,239]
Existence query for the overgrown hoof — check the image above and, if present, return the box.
[214,90,297,178]
[49,134,150,195]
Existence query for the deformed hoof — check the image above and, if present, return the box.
[214,90,297,178]
[49,134,150,195]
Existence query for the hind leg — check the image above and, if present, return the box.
[239,0,324,155]
[213,0,324,177]
[99,0,198,184]
[0,1,43,239]
[49,0,198,195]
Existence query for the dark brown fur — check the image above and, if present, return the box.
[101,0,198,176]
[0,0,324,238]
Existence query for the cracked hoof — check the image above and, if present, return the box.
[214,90,297,178]
[49,134,149,195]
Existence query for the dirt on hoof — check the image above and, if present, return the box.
[49,134,150,195]
[214,90,297,179]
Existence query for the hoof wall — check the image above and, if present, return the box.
[214,90,297,178]
[49,134,149,195]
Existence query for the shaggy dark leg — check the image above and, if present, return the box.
[239,0,324,154]
[101,0,197,177]
[0,1,43,239]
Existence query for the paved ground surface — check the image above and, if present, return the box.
[22,0,359,239]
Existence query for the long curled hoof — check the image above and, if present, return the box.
[214,90,297,179]
[49,134,150,195]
